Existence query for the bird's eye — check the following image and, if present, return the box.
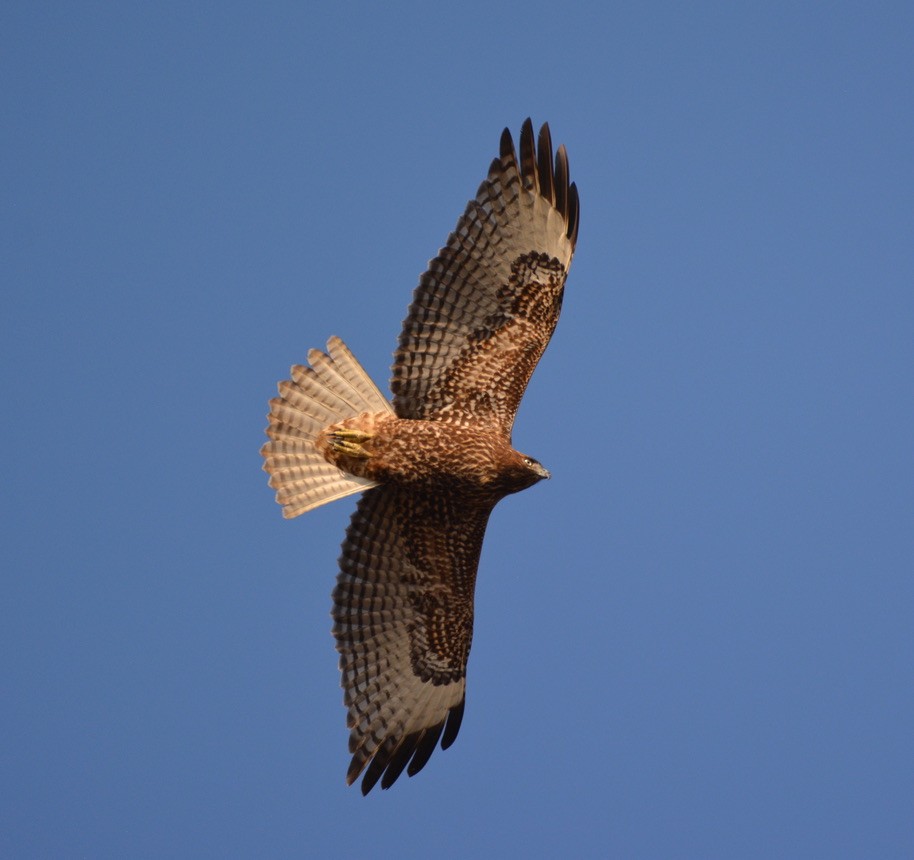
[524,457,534,466]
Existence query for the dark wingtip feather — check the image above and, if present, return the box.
[568,181,580,245]
[522,121,579,251]
[440,697,465,750]
[360,771,378,796]
[499,126,515,161]
[519,117,537,191]
[554,143,569,222]
[488,126,517,188]
[406,721,445,777]
[493,120,578,250]
[379,734,420,790]
[537,123,554,205]
[359,736,398,795]
[350,716,453,794]
[346,749,367,786]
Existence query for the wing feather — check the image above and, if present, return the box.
[391,119,579,431]
[332,485,490,793]
[536,122,554,204]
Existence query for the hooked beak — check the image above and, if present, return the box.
[532,462,551,480]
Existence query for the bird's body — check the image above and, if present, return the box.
[262,119,579,793]
[317,414,547,498]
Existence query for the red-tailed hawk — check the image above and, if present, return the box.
[262,119,579,793]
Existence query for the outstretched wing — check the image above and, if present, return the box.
[332,485,492,794]
[391,119,580,433]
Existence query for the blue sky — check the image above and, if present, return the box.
[3,2,913,857]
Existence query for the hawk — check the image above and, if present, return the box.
[262,119,579,794]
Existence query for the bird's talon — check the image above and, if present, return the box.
[332,429,372,443]
[328,431,373,459]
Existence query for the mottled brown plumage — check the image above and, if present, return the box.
[261,119,579,793]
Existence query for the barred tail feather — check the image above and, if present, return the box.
[261,336,394,518]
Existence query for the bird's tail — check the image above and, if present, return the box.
[261,336,394,518]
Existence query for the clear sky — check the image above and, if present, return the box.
[3,2,913,857]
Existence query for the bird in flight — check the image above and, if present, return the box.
[262,119,579,794]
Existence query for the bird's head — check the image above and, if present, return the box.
[520,454,551,482]
[494,449,551,495]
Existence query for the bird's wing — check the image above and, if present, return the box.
[391,119,579,434]
[332,484,491,794]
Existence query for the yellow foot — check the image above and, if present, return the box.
[327,428,373,459]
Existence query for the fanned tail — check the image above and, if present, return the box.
[261,336,394,518]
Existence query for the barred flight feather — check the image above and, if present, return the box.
[261,338,392,518]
